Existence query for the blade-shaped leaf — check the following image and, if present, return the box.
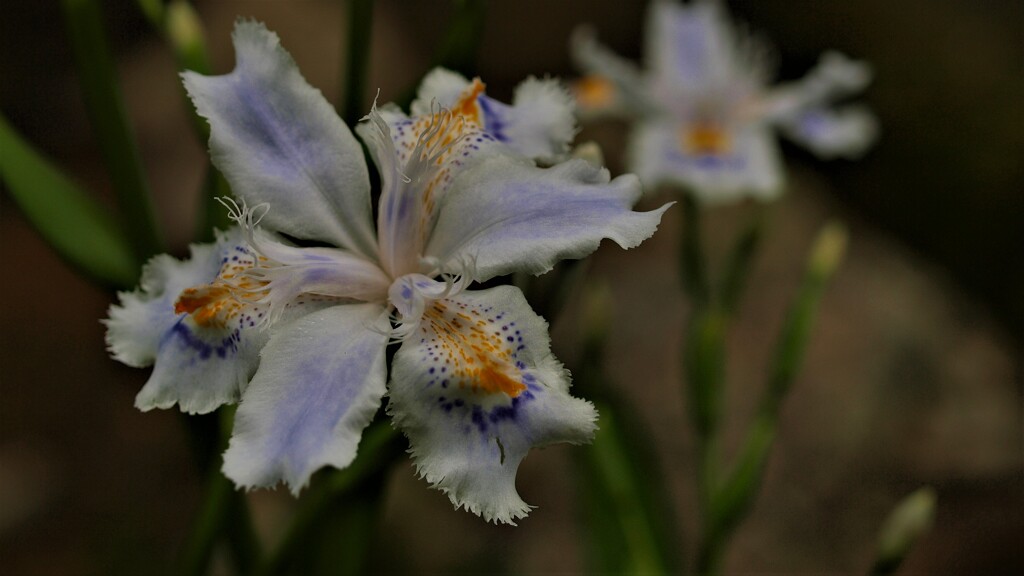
[0,115,138,288]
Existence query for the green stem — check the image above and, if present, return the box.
[224,489,262,575]
[62,0,163,262]
[764,223,847,413]
[586,407,668,575]
[681,193,710,308]
[391,0,489,110]
[718,207,765,317]
[178,463,234,576]
[258,423,402,576]
[341,0,375,126]
[696,223,848,575]
[132,0,235,240]
[177,410,262,576]
[685,308,725,518]
[434,0,488,77]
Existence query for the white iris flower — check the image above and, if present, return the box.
[105,21,669,524]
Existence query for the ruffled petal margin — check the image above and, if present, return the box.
[388,286,597,524]
[106,228,270,414]
[426,156,670,281]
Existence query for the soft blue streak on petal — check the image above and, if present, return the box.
[223,303,391,494]
[182,21,376,257]
[388,286,597,524]
[426,157,670,281]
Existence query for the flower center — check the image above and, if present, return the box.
[175,253,269,328]
[681,121,731,155]
[573,75,615,108]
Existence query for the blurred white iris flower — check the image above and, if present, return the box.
[573,0,878,203]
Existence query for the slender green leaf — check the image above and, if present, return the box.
[0,115,137,287]
[62,0,163,260]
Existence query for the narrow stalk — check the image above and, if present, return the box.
[293,479,386,576]
[132,0,235,240]
[576,284,679,574]
[685,308,725,518]
[718,207,765,317]
[177,410,262,576]
[258,423,402,576]
[696,223,848,574]
[678,189,727,573]
[341,0,375,126]
[391,0,489,110]
[586,407,668,575]
[764,223,847,412]
[681,193,710,307]
[61,0,163,262]
[178,463,233,576]
[224,489,262,575]
[162,0,217,141]
[434,0,488,77]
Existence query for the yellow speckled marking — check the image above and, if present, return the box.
[420,300,526,398]
[174,257,268,328]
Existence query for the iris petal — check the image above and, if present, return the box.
[182,21,377,258]
[426,156,670,281]
[388,286,597,524]
[107,228,270,414]
[628,121,782,202]
[223,303,391,493]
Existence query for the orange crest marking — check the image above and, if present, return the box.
[453,78,486,124]
[421,300,527,398]
[174,257,268,328]
[682,122,731,155]
[573,75,615,109]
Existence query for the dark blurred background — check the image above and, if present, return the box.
[2,1,1021,574]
